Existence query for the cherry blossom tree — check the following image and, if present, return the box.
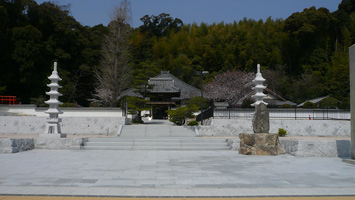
[204,70,254,107]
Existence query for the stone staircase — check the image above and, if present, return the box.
[82,124,230,151]
[82,137,230,150]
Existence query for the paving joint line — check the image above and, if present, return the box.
[1,194,355,198]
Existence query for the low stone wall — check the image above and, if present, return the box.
[226,137,351,157]
[280,139,351,157]
[0,138,35,153]
[1,136,351,157]
[0,116,128,135]
[200,119,351,136]
[35,138,83,150]
[0,138,83,153]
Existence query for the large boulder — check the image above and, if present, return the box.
[239,133,286,155]
[252,103,269,133]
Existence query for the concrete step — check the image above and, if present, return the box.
[87,137,226,143]
[82,146,230,151]
[120,125,196,137]
[83,137,230,151]
[85,142,227,147]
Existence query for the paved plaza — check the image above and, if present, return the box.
[0,149,355,198]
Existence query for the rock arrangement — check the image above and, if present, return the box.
[239,133,286,155]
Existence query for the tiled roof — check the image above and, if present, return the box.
[148,78,180,93]
[119,71,201,100]
[119,88,143,99]
[151,71,201,99]
[297,95,330,107]
[237,88,297,106]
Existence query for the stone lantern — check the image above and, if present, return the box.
[251,64,267,107]
[43,62,66,138]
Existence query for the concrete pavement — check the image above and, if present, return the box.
[1,197,355,200]
[0,149,355,197]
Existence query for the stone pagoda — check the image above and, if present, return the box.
[239,64,285,155]
[43,62,66,138]
[251,64,267,107]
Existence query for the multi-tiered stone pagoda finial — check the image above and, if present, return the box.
[251,64,267,107]
[43,62,65,137]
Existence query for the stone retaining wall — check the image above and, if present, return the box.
[200,119,350,136]
[0,116,128,135]
[280,139,351,157]
[35,138,83,150]
[0,136,351,157]
[0,138,83,153]
[226,137,351,157]
[0,138,35,153]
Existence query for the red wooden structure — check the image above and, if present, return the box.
[0,96,20,105]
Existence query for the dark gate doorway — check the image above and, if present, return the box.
[153,105,169,119]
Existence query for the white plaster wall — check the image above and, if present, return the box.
[0,116,127,135]
[0,105,123,117]
[200,119,351,136]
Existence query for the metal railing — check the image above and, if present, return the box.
[196,107,214,122]
[202,108,350,120]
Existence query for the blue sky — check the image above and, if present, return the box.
[34,0,342,27]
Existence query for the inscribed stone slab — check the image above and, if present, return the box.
[252,103,270,133]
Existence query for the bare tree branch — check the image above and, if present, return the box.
[94,0,132,107]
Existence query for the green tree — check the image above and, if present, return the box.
[319,97,339,109]
[167,105,199,125]
[127,61,159,123]
[283,7,335,76]
[139,13,183,37]
[326,51,350,102]
[0,0,105,105]
[125,96,150,123]
[11,25,46,102]
[303,101,317,108]
[187,96,209,110]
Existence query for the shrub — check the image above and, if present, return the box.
[278,128,287,137]
[319,97,338,109]
[187,121,199,126]
[303,101,316,108]
[90,102,100,107]
[60,102,76,107]
[281,104,292,108]
[241,99,254,108]
[30,96,48,107]
[188,96,209,110]
[339,101,350,110]
[167,105,198,125]
[125,96,150,124]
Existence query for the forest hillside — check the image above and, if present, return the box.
[0,0,354,106]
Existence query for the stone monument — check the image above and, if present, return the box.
[350,44,355,160]
[239,64,285,155]
[42,62,66,138]
[252,103,269,133]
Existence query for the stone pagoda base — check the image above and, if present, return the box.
[239,133,286,155]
